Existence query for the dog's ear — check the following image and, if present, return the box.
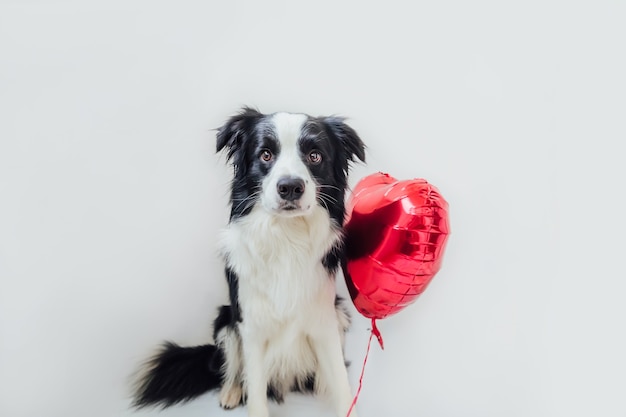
[323,117,366,163]
[216,107,263,160]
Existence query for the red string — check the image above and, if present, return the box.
[345,319,384,417]
[370,318,384,350]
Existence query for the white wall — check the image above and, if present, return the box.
[1,1,625,417]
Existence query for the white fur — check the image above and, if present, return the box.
[216,326,243,408]
[217,113,357,417]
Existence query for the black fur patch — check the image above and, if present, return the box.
[322,242,343,275]
[133,342,222,409]
[224,267,242,323]
[305,116,366,225]
[212,304,235,341]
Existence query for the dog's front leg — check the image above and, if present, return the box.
[312,318,358,417]
[241,330,269,417]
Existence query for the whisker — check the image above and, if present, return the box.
[317,192,339,214]
[317,191,339,204]
[232,191,261,213]
[317,184,342,192]
[318,195,330,212]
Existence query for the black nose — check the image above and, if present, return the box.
[277,177,305,201]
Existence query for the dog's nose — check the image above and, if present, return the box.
[277,177,305,201]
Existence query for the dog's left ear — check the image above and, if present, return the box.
[216,107,263,160]
[323,117,366,163]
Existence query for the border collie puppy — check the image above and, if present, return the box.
[133,107,366,417]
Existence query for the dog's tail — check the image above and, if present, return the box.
[132,342,224,409]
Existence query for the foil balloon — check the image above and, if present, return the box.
[343,172,450,322]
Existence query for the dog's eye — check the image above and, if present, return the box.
[260,149,273,162]
[308,151,322,165]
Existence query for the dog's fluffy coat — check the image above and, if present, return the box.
[133,108,365,417]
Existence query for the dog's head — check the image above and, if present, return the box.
[217,107,366,224]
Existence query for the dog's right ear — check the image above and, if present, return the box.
[216,107,263,160]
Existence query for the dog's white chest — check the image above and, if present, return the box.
[220,206,340,321]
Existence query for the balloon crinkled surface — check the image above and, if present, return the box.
[344,172,450,320]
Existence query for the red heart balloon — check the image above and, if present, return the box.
[344,172,450,321]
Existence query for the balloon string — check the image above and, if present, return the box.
[345,319,384,417]
[371,318,384,350]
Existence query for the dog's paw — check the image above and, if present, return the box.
[219,385,243,410]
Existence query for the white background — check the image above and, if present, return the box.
[1,1,625,417]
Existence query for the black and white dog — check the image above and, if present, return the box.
[133,107,366,417]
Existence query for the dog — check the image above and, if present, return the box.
[132,107,366,417]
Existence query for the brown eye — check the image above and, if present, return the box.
[260,149,273,162]
[308,150,322,165]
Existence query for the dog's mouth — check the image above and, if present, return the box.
[278,201,300,211]
[273,200,313,216]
